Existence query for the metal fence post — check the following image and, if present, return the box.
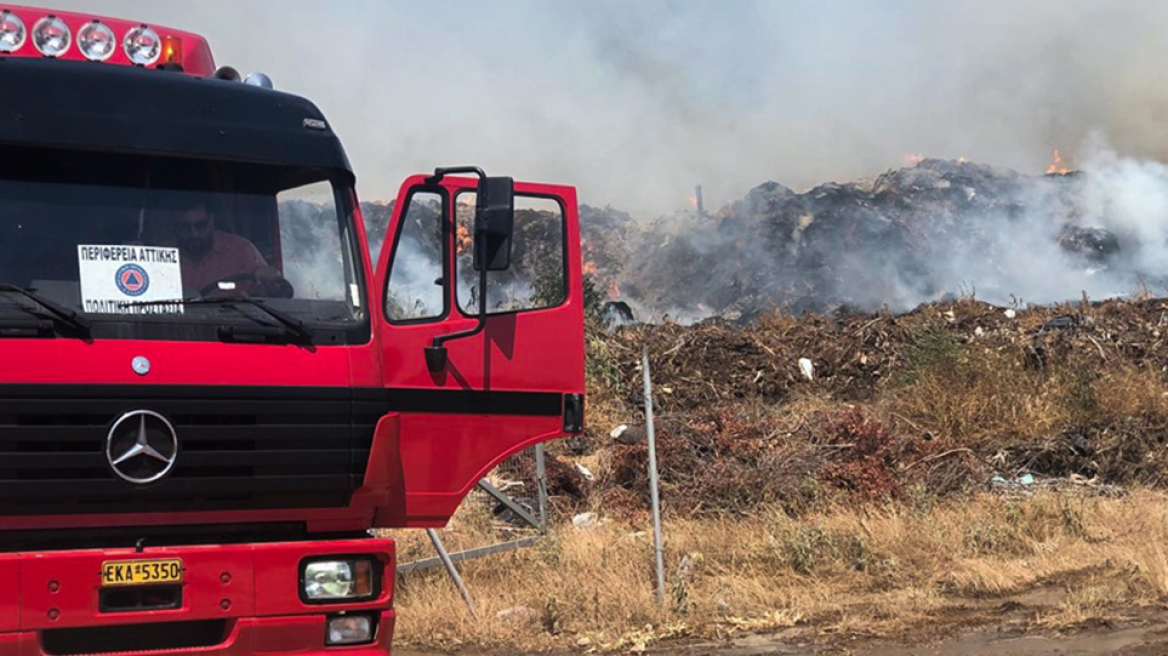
[535,443,549,534]
[642,344,666,608]
[426,528,478,617]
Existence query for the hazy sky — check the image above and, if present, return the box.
[35,1,1168,214]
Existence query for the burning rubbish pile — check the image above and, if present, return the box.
[590,154,1168,323]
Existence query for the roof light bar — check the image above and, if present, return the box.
[0,11,213,76]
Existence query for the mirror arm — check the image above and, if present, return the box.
[425,166,485,185]
[422,165,511,374]
[426,224,490,374]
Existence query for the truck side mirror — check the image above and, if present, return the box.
[474,176,514,271]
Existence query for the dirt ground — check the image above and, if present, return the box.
[397,604,1168,655]
[395,574,1168,655]
[667,612,1168,656]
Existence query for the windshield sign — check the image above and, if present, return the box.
[0,148,365,342]
[79,245,185,314]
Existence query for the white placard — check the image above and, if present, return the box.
[77,245,185,314]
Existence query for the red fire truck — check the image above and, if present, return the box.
[0,5,585,654]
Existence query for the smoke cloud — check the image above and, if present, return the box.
[39,1,1168,318]
[43,0,1168,216]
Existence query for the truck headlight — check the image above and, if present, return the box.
[302,557,377,602]
[327,614,376,646]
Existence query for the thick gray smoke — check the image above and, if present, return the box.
[40,1,1168,317]
[44,0,1168,216]
[908,141,1168,307]
[599,141,1168,320]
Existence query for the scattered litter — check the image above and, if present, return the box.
[798,358,814,381]
[1059,225,1120,261]
[610,424,629,440]
[1005,309,1017,319]
[601,301,636,328]
[572,512,598,530]
[1040,315,1076,332]
[575,462,595,481]
[675,552,703,579]
[612,424,644,445]
[991,473,1125,497]
[991,474,1034,490]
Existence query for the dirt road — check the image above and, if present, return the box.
[668,617,1168,655]
[398,612,1168,656]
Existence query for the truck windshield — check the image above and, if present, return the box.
[0,147,365,342]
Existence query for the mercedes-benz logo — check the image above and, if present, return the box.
[131,356,151,376]
[106,410,179,485]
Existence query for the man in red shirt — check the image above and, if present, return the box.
[175,203,288,297]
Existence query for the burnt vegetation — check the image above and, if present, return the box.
[582,158,1150,321]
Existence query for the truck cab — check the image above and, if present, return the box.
[0,5,585,654]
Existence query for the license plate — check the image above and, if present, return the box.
[101,559,184,587]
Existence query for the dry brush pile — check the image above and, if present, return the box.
[543,295,1168,520]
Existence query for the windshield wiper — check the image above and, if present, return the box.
[122,296,313,342]
[0,283,92,337]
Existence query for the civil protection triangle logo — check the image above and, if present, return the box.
[115,263,150,297]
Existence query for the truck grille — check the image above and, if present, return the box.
[43,620,228,655]
[0,385,381,515]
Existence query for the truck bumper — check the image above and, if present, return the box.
[0,612,396,656]
[0,537,396,656]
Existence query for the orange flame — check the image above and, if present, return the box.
[957,155,969,164]
[456,225,472,254]
[607,280,621,299]
[689,195,699,208]
[582,260,598,276]
[1047,149,1071,175]
[903,153,925,166]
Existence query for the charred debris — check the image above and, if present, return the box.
[582,158,1136,326]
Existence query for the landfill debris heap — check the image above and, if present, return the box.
[500,295,1168,521]
[581,158,1156,323]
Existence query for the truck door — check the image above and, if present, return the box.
[373,173,585,527]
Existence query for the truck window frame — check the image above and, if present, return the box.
[452,190,570,319]
[382,185,451,326]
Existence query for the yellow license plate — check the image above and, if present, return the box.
[101,559,184,587]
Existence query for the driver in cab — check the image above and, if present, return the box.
[175,202,288,297]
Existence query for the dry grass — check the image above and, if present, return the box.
[390,489,1168,652]
[884,332,1168,448]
